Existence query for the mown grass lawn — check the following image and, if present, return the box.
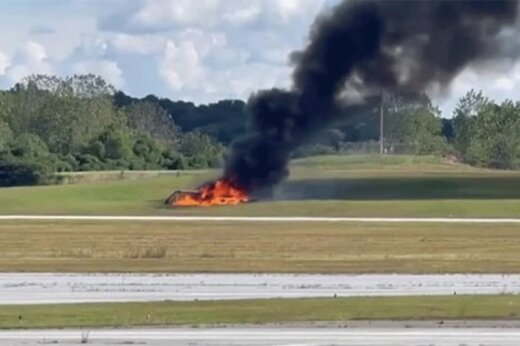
[1,220,519,273]
[0,155,519,217]
[1,295,519,329]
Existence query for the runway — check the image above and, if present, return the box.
[1,273,519,305]
[1,215,520,223]
[2,328,520,346]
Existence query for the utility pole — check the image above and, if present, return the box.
[379,90,385,155]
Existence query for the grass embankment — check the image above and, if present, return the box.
[1,221,519,273]
[1,295,519,329]
[0,155,519,217]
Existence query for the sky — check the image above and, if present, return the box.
[0,0,519,117]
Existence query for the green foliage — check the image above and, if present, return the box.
[0,158,51,187]
[385,93,449,155]
[9,133,50,158]
[453,91,520,169]
[75,154,104,171]
[0,74,225,186]
[0,121,13,151]
[163,150,188,170]
[123,101,180,145]
[453,90,490,158]
[180,132,223,168]
[296,92,450,157]
[6,75,121,155]
[0,132,64,186]
[98,127,133,160]
[115,93,250,145]
[464,102,520,169]
[1,73,518,187]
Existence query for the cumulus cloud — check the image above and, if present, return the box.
[4,0,518,115]
[159,34,290,102]
[100,0,325,32]
[0,37,124,90]
[0,51,10,75]
[3,42,52,83]
[109,33,165,55]
[1,0,330,104]
[71,59,124,88]
[436,59,520,116]
[20,42,48,65]
[160,40,204,92]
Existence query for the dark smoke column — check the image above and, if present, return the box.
[224,0,519,195]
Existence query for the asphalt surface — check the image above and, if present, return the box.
[2,328,520,346]
[1,215,520,223]
[1,273,519,304]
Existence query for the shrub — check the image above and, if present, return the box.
[164,151,188,170]
[0,157,51,186]
[189,154,210,169]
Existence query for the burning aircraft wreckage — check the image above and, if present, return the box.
[166,179,249,207]
[167,0,520,208]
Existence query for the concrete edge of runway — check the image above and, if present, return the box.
[2,325,520,342]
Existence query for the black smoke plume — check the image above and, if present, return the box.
[223,0,520,194]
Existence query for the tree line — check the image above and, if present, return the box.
[0,74,519,186]
[0,75,224,186]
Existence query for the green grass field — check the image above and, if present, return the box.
[0,155,519,217]
[1,295,519,329]
[1,220,519,273]
[0,155,519,327]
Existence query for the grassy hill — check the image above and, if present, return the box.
[0,154,519,217]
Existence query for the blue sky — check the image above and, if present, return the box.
[0,0,519,116]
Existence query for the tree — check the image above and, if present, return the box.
[97,127,133,161]
[384,92,447,155]
[123,101,180,145]
[462,100,520,169]
[9,133,51,159]
[116,92,251,145]
[181,132,223,167]
[0,159,51,187]
[7,75,120,155]
[131,134,166,169]
[452,90,490,157]
[0,121,12,152]
[19,74,115,98]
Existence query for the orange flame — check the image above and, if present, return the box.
[172,179,249,207]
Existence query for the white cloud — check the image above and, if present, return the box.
[3,42,52,83]
[102,0,325,32]
[134,0,225,29]
[222,4,262,26]
[493,77,515,91]
[160,40,204,92]
[0,38,126,89]
[224,62,291,97]
[20,42,48,65]
[436,59,520,116]
[86,0,326,103]
[71,59,124,88]
[0,51,10,75]
[109,33,165,55]
[2,0,517,116]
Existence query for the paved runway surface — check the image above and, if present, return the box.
[1,273,519,304]
[2,328,520,346]
[1,215,520,223]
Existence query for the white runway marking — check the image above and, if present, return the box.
[1,273,519,305]
[2,328,520,346]
[1,215,520,223]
